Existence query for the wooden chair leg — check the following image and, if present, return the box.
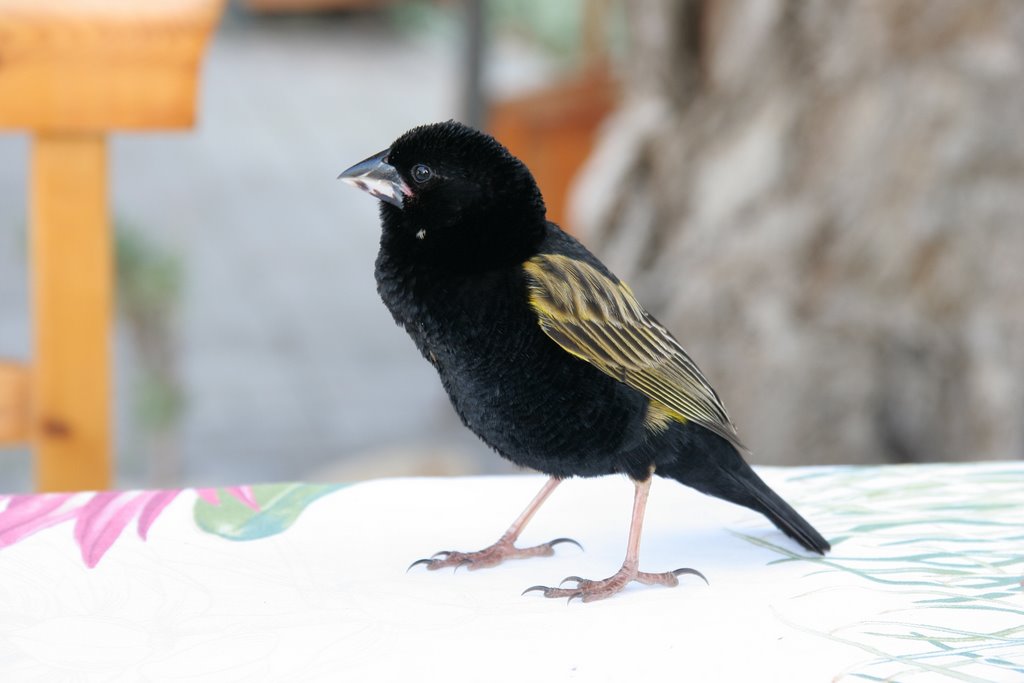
[0,362,29,446]
[30,133,112,492]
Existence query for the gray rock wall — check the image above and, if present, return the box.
[571,0,1024,465]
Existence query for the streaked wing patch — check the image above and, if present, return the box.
[523,253,746,452]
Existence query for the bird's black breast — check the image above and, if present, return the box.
[374,243,653,478]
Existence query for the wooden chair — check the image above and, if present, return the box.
[0,0,222,492]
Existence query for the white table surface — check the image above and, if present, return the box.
[0,463,1021,682]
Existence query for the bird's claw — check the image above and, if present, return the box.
[523,584,584,600]
[410,536,582,572]
[405,552,468,572]
[406,558,434,572]
[547,537,584,552]
[523,565,706,602]
[521,584,582,601]
[673,567,709,585]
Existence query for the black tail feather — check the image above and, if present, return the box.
[722,468,830,554]
[659,436,830,554]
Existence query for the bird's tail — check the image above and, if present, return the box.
[661,442,830,554]
[723,466,830,554]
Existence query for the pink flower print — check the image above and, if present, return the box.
[0,486,259,568]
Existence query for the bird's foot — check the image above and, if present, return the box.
[408,536,582,572]
[523,564,707,603]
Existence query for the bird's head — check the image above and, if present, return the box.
[339,121,547,269]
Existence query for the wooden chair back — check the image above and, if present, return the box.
[0,0,222,491]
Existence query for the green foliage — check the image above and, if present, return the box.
[488,0,588,60]
[115,224,182,322]
[136,373,184,433]
[390,0,623,65]
[115,220,184,444]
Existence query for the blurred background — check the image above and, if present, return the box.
[1,0,1022,492]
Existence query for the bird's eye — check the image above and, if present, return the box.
[411,164,433,184]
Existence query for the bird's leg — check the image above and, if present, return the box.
[409,477,581,571]
[524,476,706,602]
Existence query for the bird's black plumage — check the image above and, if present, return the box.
[340,121,829,600]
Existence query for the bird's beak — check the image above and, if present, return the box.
[338,149,411,209]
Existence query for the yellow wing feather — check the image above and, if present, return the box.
[523,254,747,452]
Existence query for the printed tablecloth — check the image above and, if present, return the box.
[0,463,1021,682]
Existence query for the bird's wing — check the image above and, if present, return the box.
[523,253,746,452]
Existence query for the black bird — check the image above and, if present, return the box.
[339,121,829,602]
